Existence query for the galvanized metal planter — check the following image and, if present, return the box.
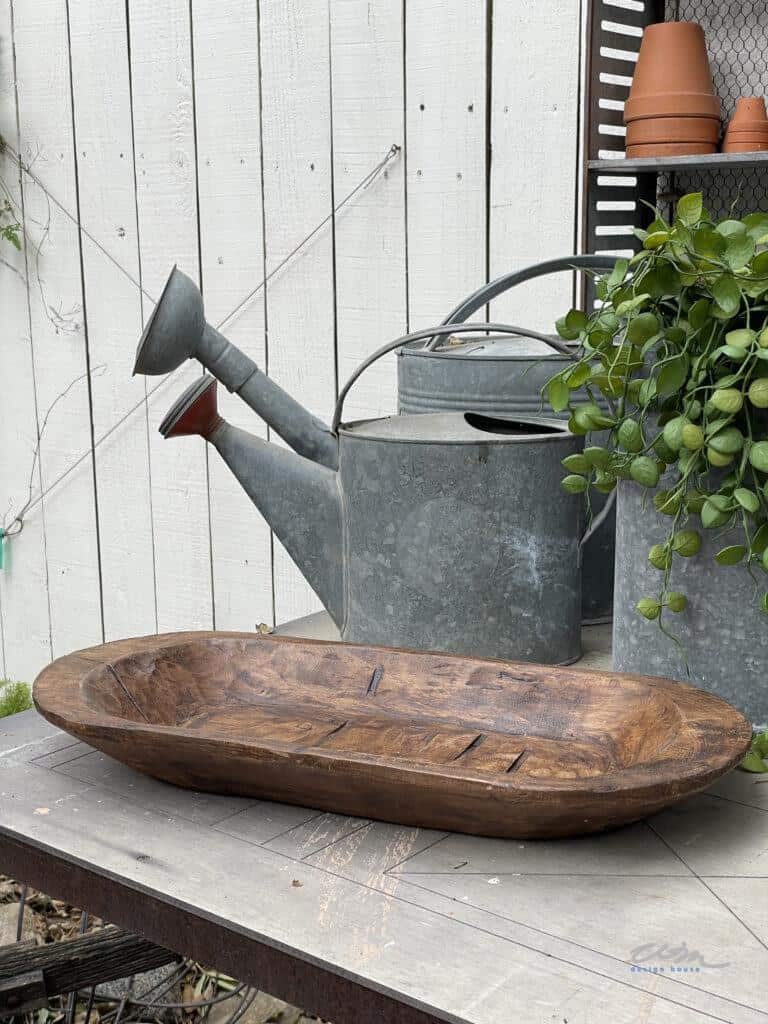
[613,477,768,726]
[135,268,585,665]
[398,255,618,622]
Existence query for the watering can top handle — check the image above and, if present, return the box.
[428,254,619,351]
[332,316,615,549]
[331,322,575,434]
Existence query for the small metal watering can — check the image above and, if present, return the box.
[134,268,589,664]
[398,255,618,622]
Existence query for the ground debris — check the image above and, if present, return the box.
[0,902,35,945]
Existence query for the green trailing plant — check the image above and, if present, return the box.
[546,191,768,630]
[0,679,33,718]
[739,730,768,772]
[0,136,21,251]
[0,197,21,250]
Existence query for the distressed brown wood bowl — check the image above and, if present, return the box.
[33,632,753,839]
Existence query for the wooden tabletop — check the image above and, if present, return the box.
[1,615,767,1024]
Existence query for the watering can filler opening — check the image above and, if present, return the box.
[135,265,585,666]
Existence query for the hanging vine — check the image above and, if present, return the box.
[546,191,768,631]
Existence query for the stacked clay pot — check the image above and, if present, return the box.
[722,97,768,153]
[624,22,720,158]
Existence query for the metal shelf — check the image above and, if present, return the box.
[583,0,768,275]
[589,152,768,175]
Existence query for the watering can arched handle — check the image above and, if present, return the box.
[427,254,619,351]
[332,318,614,550]
[331,322,576,435]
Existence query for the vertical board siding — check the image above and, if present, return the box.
[12,0,103,659]
[405,0,488,330]
[68,0,157,642]
[329,0,406,422]
[0,0,52,682]
[127,0,213,633]
[192,0,273,630]
[489,0,583,332]
[259,0,336,622]
[1,0,586,677]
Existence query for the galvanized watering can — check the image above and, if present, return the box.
[134,268,592,665]
[398,254,618,622]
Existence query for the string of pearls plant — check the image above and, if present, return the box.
[546,191,768,631]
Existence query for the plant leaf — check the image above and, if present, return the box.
[607,258,629,290]
[752,250,768,277]
[643,231,670,250]
[739,751,768,773]
[714,545,748,565]
[711,275,742,315]
[615,293,651,316]
[565,309,588,332]
[562,453,591,473]
[626,311,659,346]
[752,523,768,555]
[676,192,703,227]
[688,298,712,331]
[734,488,760,514]
[717,218,748,240]
[725,234,756,271]
[656,355,689,396]
[566,362,591,389]
[547,375,569,413]
[743,212,768,241]
[556,316,581,341]
[693,227,726,259]
[702,498,731,529]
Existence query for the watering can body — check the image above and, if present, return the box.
[397,255,618,623]
[338,411,582,662]
[137,268,584,664]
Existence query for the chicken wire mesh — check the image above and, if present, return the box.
[658,0,768,219]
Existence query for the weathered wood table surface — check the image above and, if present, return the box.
[2,614,767,1024]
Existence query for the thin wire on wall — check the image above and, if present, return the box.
[1,142,401,541]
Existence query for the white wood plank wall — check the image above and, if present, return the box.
[0,0,584,681]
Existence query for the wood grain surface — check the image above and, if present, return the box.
[32,632,753,839]
[0,926,177,1015]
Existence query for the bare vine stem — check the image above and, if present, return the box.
[3,364,106,534]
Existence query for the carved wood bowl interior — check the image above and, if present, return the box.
[33,632,753,839]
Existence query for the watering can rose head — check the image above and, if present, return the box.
[545,191,768,626]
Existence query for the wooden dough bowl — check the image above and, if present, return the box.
[33,632,753,839]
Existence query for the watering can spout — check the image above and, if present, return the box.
[134,266,339,470]
[160,376,345,626]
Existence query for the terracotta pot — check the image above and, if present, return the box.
[728,96,768,128]
[626,99,719,121]
[626,141,716,158]
[722,139,768,153]
[724,125,768,136]
[723,100,768,151]
[723,130,768,144]
[724,130,768,143]
[725,119,768,131]
[624,22,719,122]
[626,116,720,146]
